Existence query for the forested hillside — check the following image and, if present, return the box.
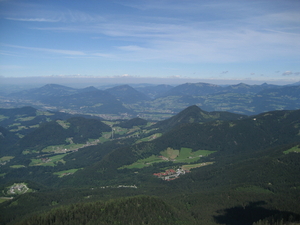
[0,105,300,225]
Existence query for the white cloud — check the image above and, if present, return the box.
[282,71,294,76]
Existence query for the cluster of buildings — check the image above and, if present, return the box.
[153,168,189,181]
[100,185,137,189]
[41,157,51,163]
[8,183,28,195]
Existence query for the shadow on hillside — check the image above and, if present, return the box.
[214,201,300,225]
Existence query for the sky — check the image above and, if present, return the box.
[0,0,300,85]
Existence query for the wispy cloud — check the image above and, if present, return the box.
[6,17,60,22]
[4,4,104,23]
[2,44,115,59]
[282,71,300,76]
[4,44,86,56]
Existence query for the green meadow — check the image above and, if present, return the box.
[283,145,300,154]
[30,154,68,167]
[120,147,216,170]
[53,168,81,177]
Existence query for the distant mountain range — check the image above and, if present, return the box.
[1,81,300,119]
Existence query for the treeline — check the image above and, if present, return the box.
[13,196,194,225]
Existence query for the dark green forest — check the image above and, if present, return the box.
[0,106,300,225]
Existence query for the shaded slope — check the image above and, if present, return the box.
[0,106,37,117]
[0,106,104,136]
[136,84,174,99]
[155,109,300,154]
[253,85,300,113]
[118,117,148,128]
[159,82,222,97]
[220,83,279,94]
[16,117,111,152]
[8,84,78,101]
[0,126,19,155]
[50,90,133,114]
[153,105,247,131]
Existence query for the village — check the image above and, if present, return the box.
[153,168,190,181]
[7,183,29,195]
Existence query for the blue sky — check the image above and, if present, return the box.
[0,0,300,84]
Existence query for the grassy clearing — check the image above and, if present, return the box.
[10,165,25,169]
[192,149,217,156]
[182,162,214,171]
[120,147,216,170]
[16,133,24,138]
[102,121,116,126]
[119,155,165,169]
[30,154,68,167]
[136,133,162,143]
[56,120,70,129]
[0,197,13,203]
[160,147,179,159]
[11,127,28,132]
[15,116,35,121]
[236,185,273,194]
[283,145,300,154]
[24,134,107,155]
[53,168,81,177]
[36,111,54,116]
[41,143,84,153]
[8,123,21,127]
[113,127,128,135]
[22,150,39,155]
[0,115,9,121]
[176,148,192,160]
[0,156,14,162]
[29,124,39,129]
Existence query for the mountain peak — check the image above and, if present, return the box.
[153,105,246,131]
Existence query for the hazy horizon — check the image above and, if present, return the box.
[1,75,299,89]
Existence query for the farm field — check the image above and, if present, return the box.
[235,185,273,194]
[30,154,68,167]
[283,145,300,154]
[53,168,81,177]
[135,133,162,143]
[10,165,25,169]
[182,162,214,171]
[120,147,216,169]
[0,156,14,163]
